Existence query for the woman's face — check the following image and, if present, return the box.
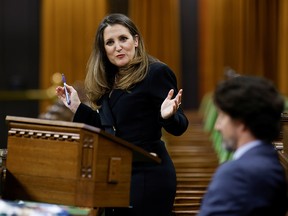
[103,24,138,68]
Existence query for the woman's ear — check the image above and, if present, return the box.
[134,35,139,47]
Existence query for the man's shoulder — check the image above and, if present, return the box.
[218,145,280,176]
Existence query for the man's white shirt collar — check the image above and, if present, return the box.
[232,140,262,160]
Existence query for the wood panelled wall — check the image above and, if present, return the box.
[278,0,288,95]
[129,0,181,85]
[198,0,288,99]
[37,0,288,111]
[40,0,107,110]
[40,0,107,83]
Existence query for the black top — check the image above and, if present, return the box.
[73,62,188,151]
[73,61,189,216]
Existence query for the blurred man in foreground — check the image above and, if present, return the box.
[198,75,288,216]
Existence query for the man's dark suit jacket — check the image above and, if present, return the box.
[198,142,288,216]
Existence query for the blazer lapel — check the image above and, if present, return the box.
[109,89,125,108]
[99,94,116,135]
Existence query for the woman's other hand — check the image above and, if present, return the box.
[161,89,182,119]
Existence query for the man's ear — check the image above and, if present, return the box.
[237,120,247,132]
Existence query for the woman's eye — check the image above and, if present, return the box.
[120,36,128,42]
[106,40,114,46]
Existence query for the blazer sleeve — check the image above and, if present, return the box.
[73,103,102,128]
[148,62,189,136]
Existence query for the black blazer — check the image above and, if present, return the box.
[73,61,188,151]
[73,62,189,216]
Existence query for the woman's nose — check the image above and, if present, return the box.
[115,43,122,51]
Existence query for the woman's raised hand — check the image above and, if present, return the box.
[55,84,81,114]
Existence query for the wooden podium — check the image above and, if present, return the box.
[3,115,160,208]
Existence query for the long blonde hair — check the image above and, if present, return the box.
[85,13,156,109]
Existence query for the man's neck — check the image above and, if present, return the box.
[237,131,257,149]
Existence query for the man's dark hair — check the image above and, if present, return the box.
[213,75,284,142]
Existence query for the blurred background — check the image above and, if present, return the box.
[0,0,288,148]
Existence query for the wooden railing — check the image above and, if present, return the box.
[164,110,219,216]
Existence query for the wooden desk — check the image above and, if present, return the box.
[3,116,160,209]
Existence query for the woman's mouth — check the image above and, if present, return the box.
[116,54,125,58]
